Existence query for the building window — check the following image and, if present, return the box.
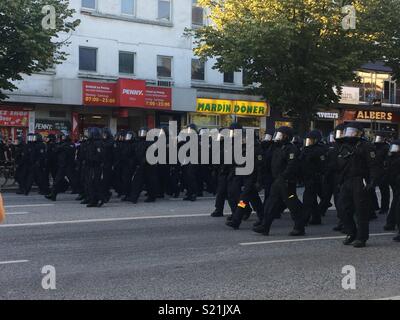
[157,56,172,78]
[121,0,135,15]
[82,0,96,10]
[79,47,97,72]
[224,72,234,84]
[119,52,135,74]
[158,0,171,21]
[191,59,205,81]
[192,0,204,26]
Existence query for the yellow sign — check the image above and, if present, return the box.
[356,111,393,121]
[196,99,269,117]
[275,121,293,129]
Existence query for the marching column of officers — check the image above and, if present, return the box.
[12,121,400,247]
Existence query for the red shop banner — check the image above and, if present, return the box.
[0,110,30,127]
[83,81,117,106]
[145,86,172,110]
[83,79,172,110]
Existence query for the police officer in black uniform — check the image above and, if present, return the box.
[101,128,114,203]
[129,127,158,203]
[384,140,400,241]
[225,126,265,229]
[371,132,390,215]
[46,134,58,182]
[120,131,136,201]
[337,122,381,248]
[86,127,105,207]
[45,132,77,201]
[253,126,305,236]
[300,130,327,225]
[15,135,27,195]
[112,131,126,197]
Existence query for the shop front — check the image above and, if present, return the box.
[341,109,400,139]
[191,98,269,134]
[312,111,340,136]
[35,119,72,138]
[81,79,173,136]
[0,106,34,141]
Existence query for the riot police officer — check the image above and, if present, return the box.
[371,132,390,216]
[120,131,136,201]
[337,122,381,248]
[300,130,328,225]
[384,141,400,242]
[253,126,305,236]
[86,127,105,207]
[101,128,114,203]
[129,127,158,203]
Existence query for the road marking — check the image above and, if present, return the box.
[239,233,396,246]
[377,296,400,300]
[6,212,29,215]
[0,213,211,228]
[5,204,54,208]
[169,197,216,201]
[0,260,29,265]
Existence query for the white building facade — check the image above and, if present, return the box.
[1,0,268,140]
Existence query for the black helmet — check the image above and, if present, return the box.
[187,123,198,134]
[125,131,136,141]
[374,131,386,144]
[263,129,275,142]
[343,122,364,139]
[334,124,346,141]
[138,127,149,138]
[102,127,113,140]
[27,133,36,143]
[389,139,400,153]
[305,130,322,147]
[274,126,294,143]
[88,127,102,140]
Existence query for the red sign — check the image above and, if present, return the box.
[145,87,172,110]
[83,81,117,106]
[83,79,172,110]
[117,79,146,107]
[0,110,29,127]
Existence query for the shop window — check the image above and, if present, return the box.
[82,0,96,10]
[157,56,172,78]
[119,52,135,74]
[158,0,171,21]
[237,116,260,129]
[121,0,135,15]
[191,59,205,81]
[224,72,234,84]
[192,0,204,26]
[79,47,97,72]
[189,113,219,128]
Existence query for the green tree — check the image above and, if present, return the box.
[189,0,400,133]
[0,0,80,99]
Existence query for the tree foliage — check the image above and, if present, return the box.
[190,0,400,130]
[0,0,80,99]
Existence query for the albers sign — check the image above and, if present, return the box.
[356,111,393,121]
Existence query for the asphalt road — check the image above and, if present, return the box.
[0,191,399,300]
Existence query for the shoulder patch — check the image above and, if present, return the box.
[97,148,101,153]
[289,153,295,160]
[320,155,326,161]
[257,155,263,161]
[370,151,376,159]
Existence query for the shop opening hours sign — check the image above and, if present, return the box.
[0,110,29,127]
[82,80,172,110]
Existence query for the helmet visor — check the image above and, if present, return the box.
[138,130,147,138]
[390,144,400,153]
[335,130,344,140]
[329,134,335,144]
[344,127,362,138]
[273,132,285,142]
[374,136,384,143]
[125,133,133,141]
[264,134,273,142]
[305,138,315,147]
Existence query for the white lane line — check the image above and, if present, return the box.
[377,296,400,300]
[5,204,54,208]
[0,260,29,265]
[6,212,29,215]
[0,213,211,228]
[239,233,396,246]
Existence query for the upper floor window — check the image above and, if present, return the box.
[79,47,97,72]
[82,0,96,10]
[192,0,204,26]
[158,0,171,21]
[121,0,135,15]
[192,59,205,81]
[119,52,135,74]
[224,72,234,84]
[157,56,172,78]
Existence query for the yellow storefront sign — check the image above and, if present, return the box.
[196,99,269,117]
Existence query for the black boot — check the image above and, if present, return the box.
[253,224,270,236]
[45,193,57,201]
[289,229,305,236]
[353,240,366,248]
[333,224,344,232]
[343,235,356,245]
[86,203,98,208]
[211,210,223,217]
[183,195,196,202]
[225,221,239,230]
[393,234,400,242]
[75,194,84,201]
[80,199,89,205]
